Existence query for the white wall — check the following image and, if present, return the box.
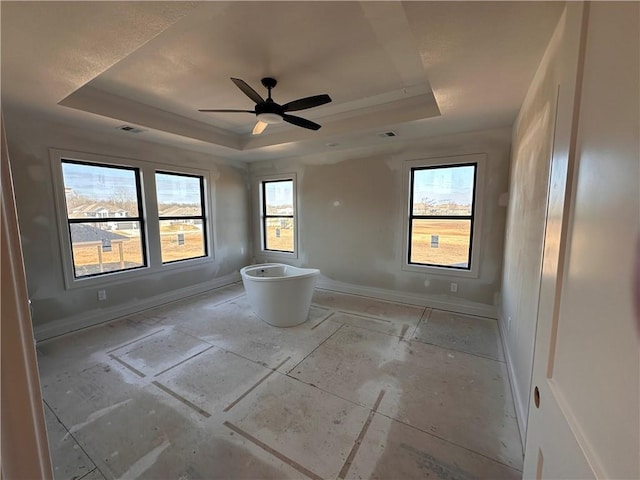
[250,127,511,317]
[499,5,584,438]
[4,111,251,340]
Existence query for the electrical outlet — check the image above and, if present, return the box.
[97,289,107,301]
[450,282,458,293]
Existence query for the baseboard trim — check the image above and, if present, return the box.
[34,272,241,342]
[316,277,497,319]
[35,273,498,340]
[497,311,528,449]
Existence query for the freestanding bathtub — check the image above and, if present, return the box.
[240,263,320,327]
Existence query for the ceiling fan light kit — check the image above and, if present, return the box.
[256,112,283,124]
[199,77,331,135]
[252,121,268,135]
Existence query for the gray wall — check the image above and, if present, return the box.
[6,108,510,336]
[5,111,251,339]
[250,127,511,314]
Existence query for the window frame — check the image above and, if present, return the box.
[256,173,298,259]
[402,154,485,278]
[155,170,208,264]
[61,158,148,279]
[50,149,214,290]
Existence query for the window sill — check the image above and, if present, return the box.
[63,254,214,290]
[256,250,298,262]
[401,262,480,279]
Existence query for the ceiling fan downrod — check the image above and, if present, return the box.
[261,77,277,102]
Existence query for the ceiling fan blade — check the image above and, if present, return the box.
[198,109,254,113]
[231,78,265,104]
[282,114,321,131]
[252,120,268,135]
[282,94,332,112]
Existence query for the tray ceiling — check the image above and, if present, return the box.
[1,1,564,162]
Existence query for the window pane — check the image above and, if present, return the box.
[159,219,205,263]
[265,217,294,252]
[265,181,293,215]
[412,165,475,216]
[62,162,140,218]
[156,173,203,217]
[410,219,471,268]
[69,222,144,277]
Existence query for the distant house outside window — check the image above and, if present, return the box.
[156,171,207,263]
[261,178,295,253]
[61,159,147,278]
[404,156,483,275]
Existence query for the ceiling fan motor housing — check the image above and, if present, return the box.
[255,100,284,124]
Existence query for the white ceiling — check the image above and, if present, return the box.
[1,1,564,162]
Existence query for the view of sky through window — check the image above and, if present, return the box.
[265,181,293,208]
[62,162,138,202]
[412,165,475,215]
[62,163,203,206]
[156,173,202,207]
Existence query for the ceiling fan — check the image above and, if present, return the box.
[199,77,331,135]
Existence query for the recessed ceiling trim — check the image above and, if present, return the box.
[59,83,440,152]
[242,92,440,150]
[60,86,242,150]
[296,83,433,121]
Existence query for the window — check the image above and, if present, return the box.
[261,178,295,253]
[156,171,207,263]
[61,159,146,278]
[408,162,477,270]
[54,149,213,288]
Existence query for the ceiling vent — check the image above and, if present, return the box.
[377,131,397,138]
[117,125,145,134]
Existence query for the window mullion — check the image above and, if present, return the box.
[68,217,142,224]
[410,215,473,221]
[158,216,205,221]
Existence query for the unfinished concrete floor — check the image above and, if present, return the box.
[37,284,523,479]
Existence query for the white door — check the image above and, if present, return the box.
[523,3,640,478]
